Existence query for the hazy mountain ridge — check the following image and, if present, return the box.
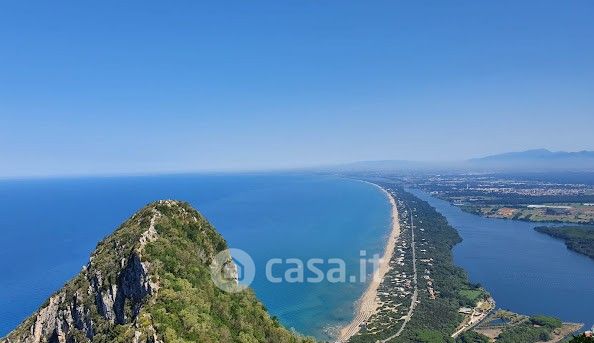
[467,149,594,172]
[327,149,594,173]
[470,149,594,161]
[2,200,312,343]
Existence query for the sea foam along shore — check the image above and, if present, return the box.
[337,182,401,342]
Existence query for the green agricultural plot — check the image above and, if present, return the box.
[459,289,485,305]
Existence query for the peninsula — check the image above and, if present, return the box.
[342,182,493,342]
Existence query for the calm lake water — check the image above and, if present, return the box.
[409,189,594,330]
[0,174,391,339]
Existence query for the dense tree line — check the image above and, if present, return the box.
[535,226,594,259]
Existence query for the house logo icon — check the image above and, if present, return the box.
[231,256,245,282]
[210,248,255,293]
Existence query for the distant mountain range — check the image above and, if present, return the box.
[329,149,594,173]
[467,149,594,172]
[469,148,594,162]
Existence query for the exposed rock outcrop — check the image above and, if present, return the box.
[2,200,313,343]
[3,203,164,343]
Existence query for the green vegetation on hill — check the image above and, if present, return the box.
[143,202,311,343]
[534,226,594,259]
[2,200,313,343]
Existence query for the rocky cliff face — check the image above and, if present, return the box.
[3,202,165,343]
[2,200,311,343]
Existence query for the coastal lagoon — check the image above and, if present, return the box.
[5,175,591,340]
[409,189,594,331]
[0,174,391,339]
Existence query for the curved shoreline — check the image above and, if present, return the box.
[337,182,401,342]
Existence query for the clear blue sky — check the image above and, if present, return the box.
[1,1,593,177]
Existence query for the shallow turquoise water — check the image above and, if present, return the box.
[0,173,391,339]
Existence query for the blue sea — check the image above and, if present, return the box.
[0,173,391,339]
[4,175,593,339]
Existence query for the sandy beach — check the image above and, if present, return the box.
[337,182,401,342]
